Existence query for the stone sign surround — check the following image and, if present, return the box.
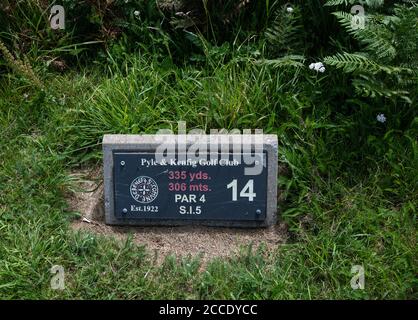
[103,134,278,227]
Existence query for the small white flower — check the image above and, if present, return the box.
[286,6,294,13]
[23,93,29,100]
[134,10,140,16]
[314,62,323,70]
[309,61,326,73]
[376,113,386,123]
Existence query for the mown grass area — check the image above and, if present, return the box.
[0,0,417,299]
[0,52,416,299]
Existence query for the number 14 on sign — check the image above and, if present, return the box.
[227,179,256,202]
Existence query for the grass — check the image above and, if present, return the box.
[0,50,417,299]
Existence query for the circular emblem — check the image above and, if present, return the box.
[130,176,159,203]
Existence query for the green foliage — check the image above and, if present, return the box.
[0,39,43,88]
[258,55,305,69]
[324,2,418,106]
[325,0,385,7]
[0,0,417,299]
[0,0,276,67]
[324,52,407,74]
[264,4,306,57]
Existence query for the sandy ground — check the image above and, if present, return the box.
[67,167,288,264]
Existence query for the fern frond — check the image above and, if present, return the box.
[327,1,417,105]
[264,5,305,56]
[353,75,412,103]
[356,25,396,60]
[332,11,396,60]
[324,52,406,74]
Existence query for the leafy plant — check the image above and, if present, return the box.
[0,39,43,88]
[324,1,418,104]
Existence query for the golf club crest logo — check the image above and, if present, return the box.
[130,176,159,203]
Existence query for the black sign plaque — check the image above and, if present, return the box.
[113,152,268,221]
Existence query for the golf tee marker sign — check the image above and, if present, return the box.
[103,134,278,227]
